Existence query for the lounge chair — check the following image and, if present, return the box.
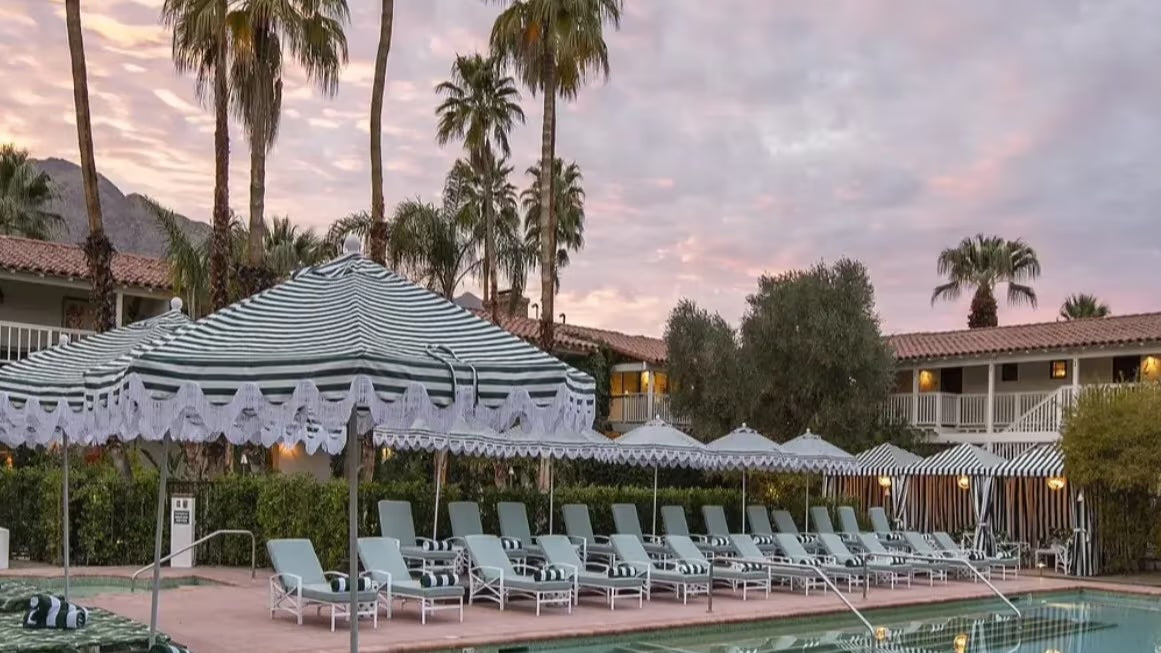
[726,533,822,594]
[357,536,464,624]
[816,533,912,589]
[836,506,863,536]
[449,501,524,558]
[772,534,864,591]
[856,533,948,585]
[562,504,615,562]
[610,534,710,604]
[772,510,821,552]
[462,534,574,615]
[703,505,777,552]
[661,505,731,557]
[901,532,988,579]
[810,506,837,535]
[931,532,1020,579]
[267,538,380,631]
[378,500,458,570]
[867,507,907,548]
[611,503,667,556]
[746,505,777,538]
[497,501,544,557]
[666,535,770,600]
[538,534,645,610]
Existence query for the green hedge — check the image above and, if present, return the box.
[0,468,856,571]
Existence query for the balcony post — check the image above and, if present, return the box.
[985,363,995,436]
[910,368,920,425]
[645,369,655,418]
[114,291,124,327]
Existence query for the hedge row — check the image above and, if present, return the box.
[0,468,857,571]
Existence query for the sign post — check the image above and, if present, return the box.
[170,495,195,568]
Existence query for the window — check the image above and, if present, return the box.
[1000,363,1018,382]
[652,372,669,395]
[1050,360,1068,379]
[609,371,641,395]
[1113,355,1141,383]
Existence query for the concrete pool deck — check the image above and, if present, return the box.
[5,565,1160,653]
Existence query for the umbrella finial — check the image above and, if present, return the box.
[58,333,70,346]
[343,234,363,255]
[170,297,184,313]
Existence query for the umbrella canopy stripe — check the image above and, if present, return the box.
[780,429,859,473]
[994,443,1064,478]
[907,442,1007,476]
[707,423,797,471]
[844,442,923,477]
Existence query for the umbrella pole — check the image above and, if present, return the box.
[804,477,811,532]
[741,470,747,534]
[652,466,659,538]
[346,415,360,653]
[548,459,555,535]
[62,432,70,601]
[432,452,443,541]
[148,434,170,646]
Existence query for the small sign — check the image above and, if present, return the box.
[173,510,190,525]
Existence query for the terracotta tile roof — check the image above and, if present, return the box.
[0,235,171,290]
[478,310,668,364]
[888,312,1161,362]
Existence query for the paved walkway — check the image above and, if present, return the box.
[5,565,1159,653]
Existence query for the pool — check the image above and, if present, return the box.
[0,575,217,598]
[498,591,1161,653]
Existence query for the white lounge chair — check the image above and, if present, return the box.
[463,534,573,615]
[267,538,380,631]
[358,536,464,624]
[538,534,646,610]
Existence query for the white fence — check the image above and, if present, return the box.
[1,321,92,363]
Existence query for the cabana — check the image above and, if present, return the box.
[832,443,923,528]
[906,443,1006,551]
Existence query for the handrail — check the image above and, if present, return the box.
[131,529,256,591]
[892,552,1022,619]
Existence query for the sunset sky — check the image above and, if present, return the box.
[5,0,1160,337]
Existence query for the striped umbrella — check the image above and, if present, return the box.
[707,424,797,532]
[613,418,711,536]
[88,239,596,653]
[0,300,188,645]
[780,430,858,530]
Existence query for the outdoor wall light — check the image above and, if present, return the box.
[380,447,394,462]
[1046,476,1066,491]
[953,632,968,653]
[956,475,971,490]
[874,626,889,642]
[877,476,892,488]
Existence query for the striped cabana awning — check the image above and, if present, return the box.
[908,443,1007,477]
[839,442,923,477]
[780,429,859,474]
[87,246,596,455]
[994,443,1064,478]
[706,423,797,472]
[0,302,189,447]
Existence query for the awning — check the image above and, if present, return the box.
[843,442,923,477]
[908,443,1006,476]
[994,443,1064,478]
[780,429,859,474]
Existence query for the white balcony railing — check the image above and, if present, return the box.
[609,393,690,428]
[1,321,93,363]
[887,390,1057,432]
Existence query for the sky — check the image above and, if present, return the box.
[4,1,1161,338]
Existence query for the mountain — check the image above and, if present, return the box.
[30,157,210,258]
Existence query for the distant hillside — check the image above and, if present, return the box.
[30,157,210,258]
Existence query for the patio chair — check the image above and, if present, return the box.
[661,505,731,557]
[267,538,380,631]
[561,504,615,562]
[746,506,777,537]
[856,533,948,585]
[666,535,771,600]
[931,532,1020,580]
[611,503,667,556]
[448,501,524,557]
[726,533,822,594]
[835,506,863,536]
[497,501,544,557]
[900,532,988,579]
[703,505,777,552]
[610,534,710,604]
[867,507,907,548]
[378,500,457,570]
[462,534,574,615]
[771,534,864,591]
[772,510,821,552]
[815,533,912,589]
[357,536,464,624]
[538,534,645,610]
[809,506,837,535]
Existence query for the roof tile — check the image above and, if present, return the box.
[0,235,171,290]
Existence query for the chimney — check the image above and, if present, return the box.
[493,289,530,318]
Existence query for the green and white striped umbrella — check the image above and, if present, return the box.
[88,243,596,455]
[0,300,189,447]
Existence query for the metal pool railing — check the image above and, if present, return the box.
[130,529,256,591]
[889,552,1022,619]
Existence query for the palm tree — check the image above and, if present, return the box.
[146,197,212,318]
[162,0,233,311]
[368,0,394,265]
[435,53,525,322]
[1060,293,1110,320]
[228,0,348,297]
[264,215,329,276]
[521,158,585,293]
[489,0,622,348]
[0,145,64,239]
[931,234,1041,329]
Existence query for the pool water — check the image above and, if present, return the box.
[1,575,216,598]
[508,591,1161,653]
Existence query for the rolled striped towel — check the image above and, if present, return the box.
[751,535,776,546]
[735,562,765,572]
[329,576,374,592]
[968,552,985,561]
[499,537,523,550]
[532,567,568,582]
[843,556,866,568]
[677,562,709,575]
[797,535,816,544]
[705,536,729,547]
[419,571,459,588]
[421,539,453,552]
[23,595,88,630]
[150,644,192,653]
[881,532,902,541]
[802,557,822,567]
[608,564,637,578]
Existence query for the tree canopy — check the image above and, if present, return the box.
[1062,384,1161,491]
[665,259,904,450]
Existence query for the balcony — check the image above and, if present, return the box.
[609,393,690,430]
[1,320,93,363]
[885,388,1082,435]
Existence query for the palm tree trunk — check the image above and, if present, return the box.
[537,59,557,351]
[247,125,265,269]
[969,285,999,329]
[66,0,130,479]
[485,180,499,323]
[209,0,231,311]
[367,0,394,265]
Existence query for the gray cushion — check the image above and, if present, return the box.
[300,583,379,603]
[577,571,642,589]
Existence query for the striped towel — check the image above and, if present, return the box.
[705,536,729,547]
[150,644,192,653]
[735,562,766,572]
[23,595,88,630]
[677,562,709,575]
[421,539,453,552]
[329,577,374,592]
[843,556,866,568]
[968,551,985,561]
[797,535,816,544]
[881,532,902,541]
[751,535,776,546]
[499,537,523,550]
[532,568,568,582]
[419,572,459,588]
[608,564,637,578]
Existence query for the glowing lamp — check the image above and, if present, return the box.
[874,626,889,641]
[956,475,971,490]
[1046,476,1066,491]
[877,476,892,488]
[953,632,968,653]
[381,447,395,462]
